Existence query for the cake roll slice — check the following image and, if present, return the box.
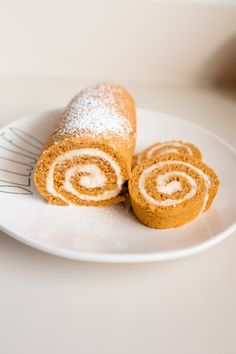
[129,153,219,228]
[133,140,202,168]
[34,83,136,206]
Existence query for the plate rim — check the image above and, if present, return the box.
[0,107,236,263]
[1,220,236,263]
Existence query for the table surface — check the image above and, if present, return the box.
[0,76,235,354]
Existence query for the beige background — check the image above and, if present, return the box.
[0,1,236,354]
[0,0,235,85]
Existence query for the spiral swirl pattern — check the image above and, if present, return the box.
[46,148,123,205]
[139,160,210,209]
[34,83,136,206]
[136,141,202,166]
[129,153,219,229]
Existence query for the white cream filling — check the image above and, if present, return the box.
[157,173,183,195]
[158,148,180,156]
[146,142,193,159]
[139,160,211,208]
[46,148,123,204]
[66,165,107,189]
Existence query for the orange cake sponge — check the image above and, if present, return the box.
[129,153,219,229]
[34,83,136,206]
[133,140,202,168]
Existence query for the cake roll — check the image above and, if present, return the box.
[34,83,136,206]
[129,153,219,228]
[133,140,202,168]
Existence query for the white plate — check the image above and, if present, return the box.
[0,109,235,262]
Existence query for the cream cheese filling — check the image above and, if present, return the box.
[47,148,123,205]
[139,160,211,209]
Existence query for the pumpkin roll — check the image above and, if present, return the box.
[34,83,136,206]
[133,140,202,168]
[129,153,219,228]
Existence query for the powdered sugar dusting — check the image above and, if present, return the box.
[55,84,134,142]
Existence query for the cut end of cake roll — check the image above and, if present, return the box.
[133,140,202,168]
[34,83,136,206]
[129,153,219,229]
[34,138,129,206]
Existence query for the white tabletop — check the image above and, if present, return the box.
[0,76,235,354]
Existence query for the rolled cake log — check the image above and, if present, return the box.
[34,83,136,206]
[129,153,219,228]
[133,140,202,168]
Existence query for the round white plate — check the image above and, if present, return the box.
[0,109,235,262]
